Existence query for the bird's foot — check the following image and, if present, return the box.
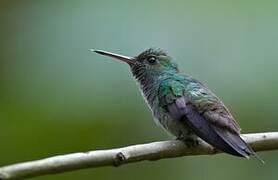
[175,132,199,148]
[176,137,199,148]
[183,138,199,148]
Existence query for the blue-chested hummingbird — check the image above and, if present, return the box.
[92,48,263,162]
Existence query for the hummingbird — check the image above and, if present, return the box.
[92,48,263,162]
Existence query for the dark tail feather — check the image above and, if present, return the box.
[212,126,265,164]
[253,153,265,164]
[181,113,264,163]
[183,115,244,156]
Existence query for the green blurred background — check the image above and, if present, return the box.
[0,0,278,179]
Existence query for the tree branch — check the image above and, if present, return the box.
[0,132,277,179]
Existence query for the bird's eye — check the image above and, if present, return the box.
[147,56,157,65]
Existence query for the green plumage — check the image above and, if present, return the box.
[93,48,263,162]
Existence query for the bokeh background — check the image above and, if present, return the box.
[1,0,278,179]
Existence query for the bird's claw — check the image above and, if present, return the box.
[179,138,200,148]
[175,132,199,147]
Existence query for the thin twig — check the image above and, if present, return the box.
[0,132,277,179]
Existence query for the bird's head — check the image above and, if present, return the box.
[92,48,179,78]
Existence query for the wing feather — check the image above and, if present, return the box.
[159,79,258,158]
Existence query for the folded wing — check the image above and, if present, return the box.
[159,79,259,159]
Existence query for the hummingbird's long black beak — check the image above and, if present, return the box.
[91,49,135,65]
